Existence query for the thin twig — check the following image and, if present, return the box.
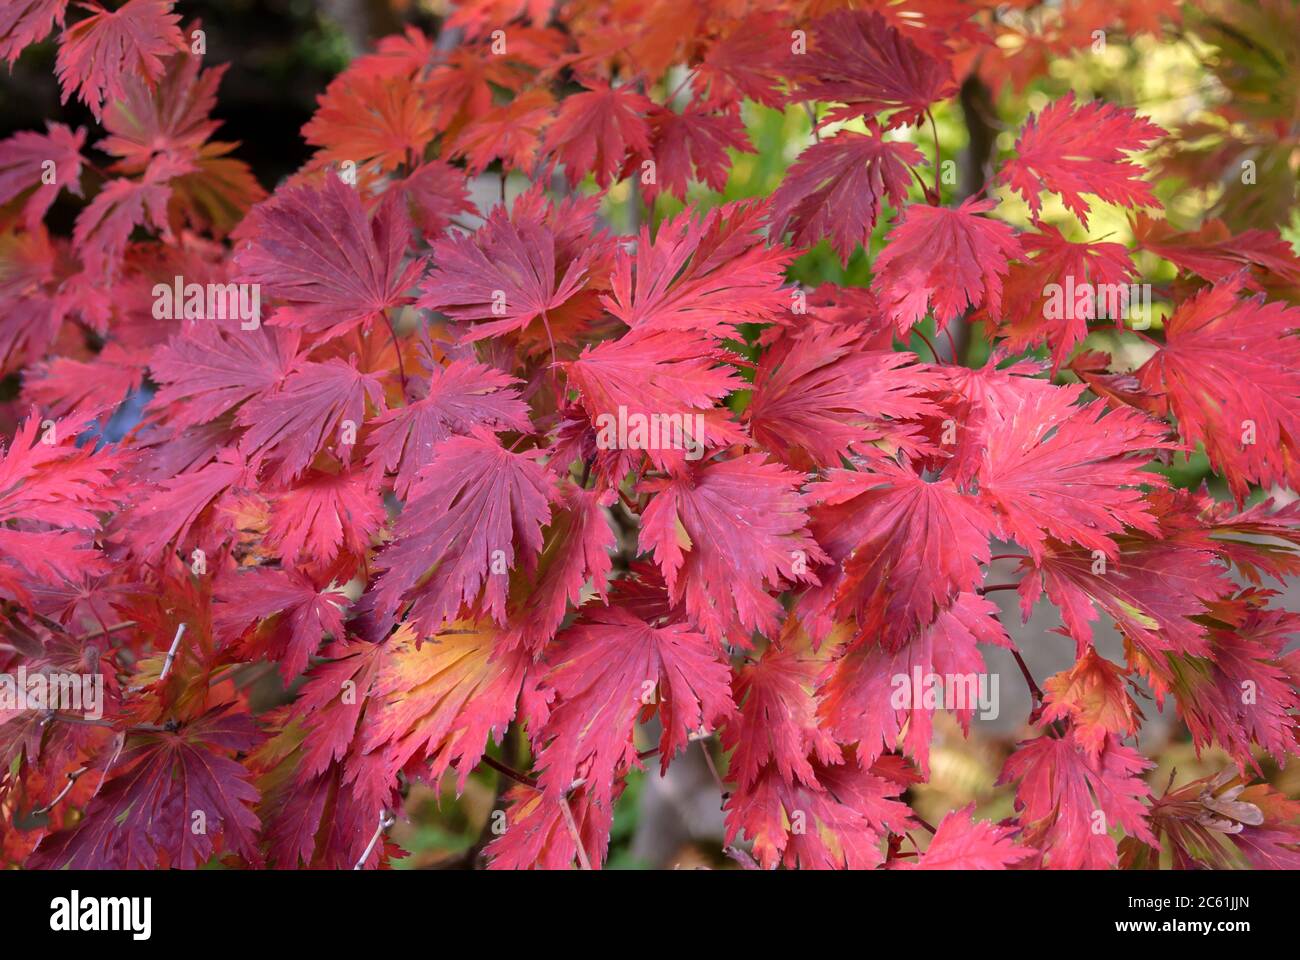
[158,623,187,682]
[354,809,395,870]
[559,797,592,870]
[33,766,86,816]
[77,621,137,640]
[1010,649,1044,704]
[480,753,538,789]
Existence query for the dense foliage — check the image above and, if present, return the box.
[1,0,1299,870]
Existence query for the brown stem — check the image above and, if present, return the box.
[480,753,538,789]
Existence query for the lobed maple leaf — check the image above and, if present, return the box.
[503,484,616,654]
[974,385,1172,561]
[747,323,939,470]
[213,566,349,682]
[999,93,1164,226]
[364,358,531,498]
[541,82,652,189]
[721,617,843,793]
[237,357,383,485]
[54,0,185,120]
[724,749,915,869]
[1135,274,1300,501]
[1041,647,1143,756]
[639,454,826,645]
[900,806,1033,870]
[303,69,436,175]
[32,705,262,869]
[0,0,68,64]
[603,200,791,336]
[801,461,994,648]
[263,466,385,578]
[993,225,1138,373]
[357,620,534,790]
[872,196,1022,333]
[1017,535,1228,660]
[635,104,752,202]
[365,430,553,637]
[999,730,1155,870]
[818,593,1013,773]
[417,197,595,344]
[0,122,85,229]
[769,127,922,263]
[148,322,300,429]
[798,10,957,129]
[233,176,424,339]
[533,606,734,808]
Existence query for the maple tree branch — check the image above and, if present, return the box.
[978,582,1020,594]
[1010,649,1044,704]
[32,766,86,816]
[44,712,168,734]
[382,310,410,397]
[912,328,944,364]
[158,623,187,682]
[77,620,137,640]
[354,809,395,870]
[480,753,538,789]
[927,108,942,197]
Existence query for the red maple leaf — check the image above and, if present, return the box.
[1018,536,1227,660]
[364,358,530,498]
[303,69,436,175]
[724,749,915,869]
[99,51,223,171]
[900,806,1033,870]
[32,705,262,869]
[418,197,595,344]
[802,461,994,648]
[872,196,1021,333]
[639,454,826,645]
[1000,93,1164,226]
[72,156,179,278]
[237,358,383,484]
[365,430,553,637]
[449,88,555,176]
[974,385,1172,560]
[357,619,534,790]
[213,566,349,681]
[1135,274,1300,501]
[541,82,652,188]
[747,323,939,470]
[798,10,957,129]
[999,730,1155,870]
[1042,647,1143,757]
[533,606,735,807]
[148,322,300,429]
[233,176,424,339]
[819,593,1012,773]
[721,617,842,792]
[635,104,752,202]
[769,127,922,263]
[54,0,185,120]
[994,225,1138,373]
[0,122,85,229]
[263,466,385,578]
[603,200,791,336]
[503,484,616,654]
[0,0,68,64]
